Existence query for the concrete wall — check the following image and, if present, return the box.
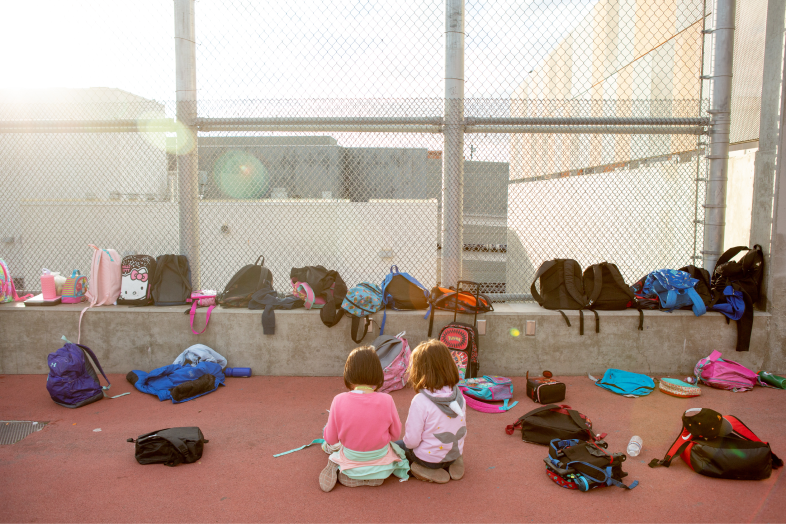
[0,302,775,376]
[724,146,757,250]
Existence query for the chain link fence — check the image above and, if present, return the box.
[0,0,755,298]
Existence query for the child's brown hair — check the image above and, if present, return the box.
[343,346,384,391]
[408,339,460,393]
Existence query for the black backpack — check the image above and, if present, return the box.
[531,259,592,333]
[151,255,192,306]
[583,262,640,331]
[678,265,712,307]
[547,439,637,490]
[710,245,764,352]
[505,404,606,446]
[128,427,208,467]
[218,256,273,308]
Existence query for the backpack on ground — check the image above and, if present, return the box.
[546,438,638,490]
[78,245,122,342]
[379,265,429,334]
[118,255,157,306]
[694,350,762,392]
[589,369,655,397]
[0,258,32,302]
[128,427,208,467]
[437,280,483,380]
[426,285,493,337]
[506,404,606,446]
[327,282,383,343]
[459,375,518,413]
[151,254,192,306]
[649,408,782,480]
[583,262,640,332]
[710,245,764,352]
[371,332,411,393]
[531,259,594,334]
[46,336,129,408]
[218,256,272,308]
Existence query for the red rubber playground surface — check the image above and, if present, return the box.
[1,373,784,523]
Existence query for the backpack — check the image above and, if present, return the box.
[694,350,762,392]
[589,369,655,397]
[546,438,638,491]
[426,286,493,337]
[371,332,411,393]
[531,259,595,334]
[506,404,606,446]
[46,337,128,408]
[583,262,640,332]
[678,265,712,307]
[630,274,661,310]
[117,255,157,306]
[333,282,384,343]
[0,258,32,302]
[379,265,429,334]
[710,245,764,352]
[649,409,782,480]
[218,256,272,308]
[459,375,518,413]
[641,269,706,316]
[78,245,122,342]
[61,270,88,304]
[128,427,208,467]
[437,281,483,380]
[151,254,192,306]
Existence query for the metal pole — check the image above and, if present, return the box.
[749,0,786,309]
[175,0,200,287]
[443,0,465,287]
[702,0,736,272]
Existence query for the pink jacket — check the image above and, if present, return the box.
[403,386,467,463]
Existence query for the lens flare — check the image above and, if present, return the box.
[509,328,520,337]
[136,112,195,155]
[213,150,268,199]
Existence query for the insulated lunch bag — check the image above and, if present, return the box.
[526,370,566,404]
[506,404,606,446]
[128,427,208,467]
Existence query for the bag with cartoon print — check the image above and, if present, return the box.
[118,255,157,306]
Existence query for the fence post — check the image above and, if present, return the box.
[701,0,736,273]
[442,0,465,287]
[174,0,200,287]
[749,0,786,309]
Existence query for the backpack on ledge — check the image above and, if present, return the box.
[531,259,595,335]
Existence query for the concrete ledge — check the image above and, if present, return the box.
[0,301,774,376]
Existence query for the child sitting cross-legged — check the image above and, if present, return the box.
[319,346,410,492]
[395,339,466,483]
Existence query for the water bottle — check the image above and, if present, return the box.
[627,435,643,457]
[40,269,57,300]
[224,367,252,377]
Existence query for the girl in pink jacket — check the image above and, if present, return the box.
[395,339,466,483]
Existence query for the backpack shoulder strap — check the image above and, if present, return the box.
[714,246,750,273]
[563,260,588,307]
[724,415,762,442]
[587,264,603,305]
[68,336,129,399]
[530,260,557,306]
[648,428,693,468]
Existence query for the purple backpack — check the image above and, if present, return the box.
[694,350,762,392]
[46,337,128,408]
[459,375,518,413]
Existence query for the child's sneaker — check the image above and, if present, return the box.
[319,461,339,492]
[338,472,385,487]
[449,455,464,480]
[411,462,450,484]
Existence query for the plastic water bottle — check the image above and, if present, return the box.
[627,436,643,457]
[224,367,252,377]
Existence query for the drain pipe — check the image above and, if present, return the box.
[174,0,200,287]
[442,0,465,287]
[702,0,736,273]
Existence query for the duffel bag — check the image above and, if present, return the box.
[649,408,782,480]
[505,404,606,446]
[127,427,208,467]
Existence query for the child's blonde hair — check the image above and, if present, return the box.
[408,339,460,393]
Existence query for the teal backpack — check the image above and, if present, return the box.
[589,369,655,397]
[340,282,383,343]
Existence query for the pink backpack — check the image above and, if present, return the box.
[0,259,33,303]
[460,375,518,413]
[372,332,411,393]
[694,350,762,392]
[78,245,122,342]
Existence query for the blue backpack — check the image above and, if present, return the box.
[642,269,706,316]
[379,265,429,334]
[340,282,384,343]
[590,369,655,397]
[46,336,128,408]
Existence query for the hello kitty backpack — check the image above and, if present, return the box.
[371,332,411,393]
[118,255,157,306]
